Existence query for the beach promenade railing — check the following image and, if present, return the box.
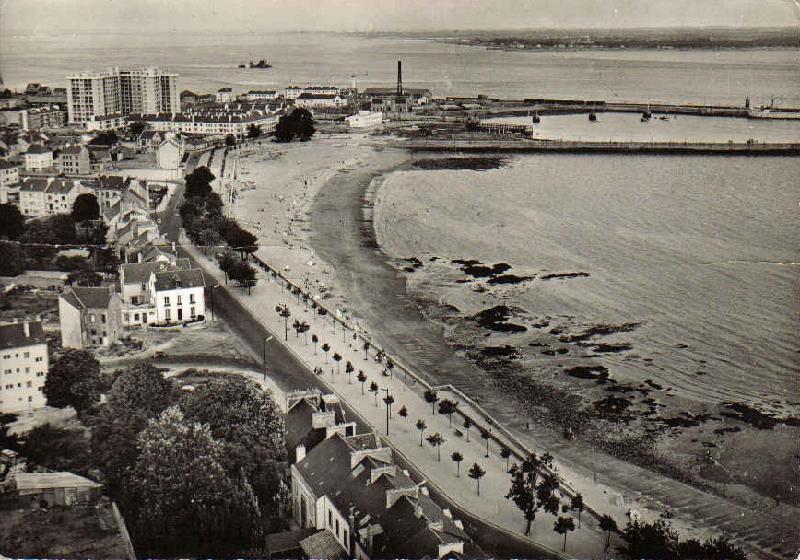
[248,252,585,502]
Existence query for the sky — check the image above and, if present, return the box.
[0,0,797,33]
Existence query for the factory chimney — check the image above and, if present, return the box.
[396,60,403,96]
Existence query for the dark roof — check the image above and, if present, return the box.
[26,144,52,155]
[0,160,18,169]
[248,90,276,95]
[152,268,206,291]
[120,261,174,285]
[264,528,317,555]
[298,93,338,100]
[364,87,432,97]
[217,87,233,92]
[299,530,348,560]
[60,286,113,310]
[0,321,46,350]
[60,145,87,156]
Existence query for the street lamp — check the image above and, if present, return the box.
[263,335,274,381]
[381,388,394,436]
[208,283,220,321]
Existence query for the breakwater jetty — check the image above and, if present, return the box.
[406,138,800,155]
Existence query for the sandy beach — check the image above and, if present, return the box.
[223,133,797,559]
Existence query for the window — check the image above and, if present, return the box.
[189,293,195,304]
[164,296,170,306]
[89,314,96,322]
[328,510,332,528]
[26,381,32,388]
[335,519,339,538]
[101,314,106,324]
[344,529,348,545]
[177,295,182,305]
[23,352,29,358]
[165,309,171,321]
[35,357,43,362]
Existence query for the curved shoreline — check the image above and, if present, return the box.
[306,145,797,559]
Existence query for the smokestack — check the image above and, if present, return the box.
[23,320,30,338]
[396,60,403,96]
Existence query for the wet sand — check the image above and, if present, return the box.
[307,147,799,559]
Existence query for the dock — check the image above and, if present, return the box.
[406,138,800,155]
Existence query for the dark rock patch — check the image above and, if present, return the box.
[721,402,778,430]
[486,273,534,285]
[469,305,527,333]
[564,365,609,382]
[412,156,508,171]
[559,322,642,343]
[540,272,590,281]
[592,343,633,353]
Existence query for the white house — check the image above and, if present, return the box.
[0,320,48,414]
[156,136,183,173]
[147,268,206,324]
[294,94,346,109]
[345,110,383,129]
[216,88,235,103]
[23,144,54,170]
[246,90,277,101]
[86,113,128,132]
[118,258,191,327]
[284,86,303,100]
[18,177,87,217]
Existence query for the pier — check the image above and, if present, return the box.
[406,138,800,155]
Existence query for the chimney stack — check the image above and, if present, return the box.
[396,60,403,96]
[23,320,30,338]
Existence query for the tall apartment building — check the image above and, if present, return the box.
[0,320,49,414]
[67,67,179,125]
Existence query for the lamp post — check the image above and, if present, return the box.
[263,335,274,381]
[275,303,290,341]
[381,388,393,436]
[208,283,220,321]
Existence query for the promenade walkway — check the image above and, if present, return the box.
[184,241,613,559]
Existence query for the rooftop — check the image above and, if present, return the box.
[299,530,347,560]
[152,268,206,291]
[0,320,46,350]
[60,286,114,310]
[13,472,101,491]
[25,144,52,155]
[120,259,189,285]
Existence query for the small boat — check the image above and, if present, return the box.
[249,59,272,69]
[641,107,652,122]
[532,112,541,124]
[658,115,669,121]
[588,112,597,122]
[238,64,246,68]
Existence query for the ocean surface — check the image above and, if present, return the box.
[1,31,799,107]
[376,154,800,414]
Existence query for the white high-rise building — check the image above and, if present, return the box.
[0,320,49,414]
[66,66,179,125]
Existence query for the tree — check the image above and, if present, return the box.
[398,405,408,423]
[500,447,512,472]
[20,423,91,474]
[369,381,379,406]
[228,260,256,294]
[218,253,237,284]
[345,361,354,383]
[0,204,25,240]
[321,342,330,362]
[620,517,680,560]
[438,399,458,426]
[107,363,176,418]
[127,121,146,137]
[0,240,25,276]
[599,514,618,560]
[247,124,262,139]
[463,416,473,442]
[224,225,258,259]
[423,389,439,414]
[43,349,101,413]
[128,407,262,557]
[468,463,486,495]
[363,340,370,360]
[426,432,445,461]
[554,516,576,553]
[571,493,584,528]
[311,334,319,354]
[89,131,119,146]
[506,452,559,536]
[357,370,367,394]
[225,134,237,148]
[332,352,342,373]
[274,108,316,143]
[451,451,464,476]
[185,167,215,198]
[480,428,491,457]
[66,269,102,286]
[416,419,427,446]
[71,193,100,223]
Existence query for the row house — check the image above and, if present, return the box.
[58,145,91,176]
[18,177,87,217]
[285,392,479,560]
[0,320,48,414]
[294,93,347,110]
[58,286,123,349]
[216,88,235,103]
[86,113,128,132]
[245,90,278,101]
[132,110,279,137]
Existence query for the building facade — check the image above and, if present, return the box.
[246,90,277,101]
[133,110,279,136]
[0,160,20,188]
[58,145,91,176]
[345,110,383,129]
[147,268,206,324]
[216,88,235,103]
[58,286,123,349]
[67,67,179,126]
[18,178,86,217]
[23,144,54,170]
[294,93,347,109]
[0,320,48,414]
